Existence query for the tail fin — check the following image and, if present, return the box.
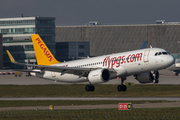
[31,34,60,65]
[140,40,148,49]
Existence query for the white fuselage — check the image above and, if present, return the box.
[31,48,174,83]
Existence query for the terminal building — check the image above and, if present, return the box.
[0,16,55,68]
[55,24,180,56]
[55,42,90,62]
[0,34,3,68]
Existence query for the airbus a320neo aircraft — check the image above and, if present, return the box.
[7,34,174,92]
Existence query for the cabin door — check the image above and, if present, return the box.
[144,50,150,62]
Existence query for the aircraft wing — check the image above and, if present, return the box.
[6,50,114,76]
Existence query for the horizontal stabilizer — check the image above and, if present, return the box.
[12,69,41,73]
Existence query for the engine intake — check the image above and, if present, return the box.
[88,69,111,84]
[135,71,159,83]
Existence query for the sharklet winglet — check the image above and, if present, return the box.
[6,50,15,63]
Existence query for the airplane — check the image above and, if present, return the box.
[6,34,175,92]
[166,57,180,76]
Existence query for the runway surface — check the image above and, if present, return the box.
[1,102,180,111]
[0,69,179,85]
[0,97,180,101]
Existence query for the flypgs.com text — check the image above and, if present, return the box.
[103,53,143,68]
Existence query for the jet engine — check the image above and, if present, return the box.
[88,69,111,84]
[135,71,159,83]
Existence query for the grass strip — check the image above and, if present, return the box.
[0,84,180,97]
[1,108,180,120]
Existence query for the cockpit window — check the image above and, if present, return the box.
[158,52,162,55]
[155,51,169,56]
[155,52,158,56]
[162,52,168,55]
[165,50,170,54]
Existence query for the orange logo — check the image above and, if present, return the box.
[36,38,53,62]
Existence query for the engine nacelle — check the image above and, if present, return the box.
[135,71,159,83]
[88,69,111,84]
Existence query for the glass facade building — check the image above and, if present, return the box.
[0,17,55,68]
[55,42,90,62]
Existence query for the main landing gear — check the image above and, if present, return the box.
[85,85,95,92]
[85,77,127,92]
[117,77,127,92]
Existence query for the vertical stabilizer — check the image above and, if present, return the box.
[31,34,60,65]
[140,40,148,49]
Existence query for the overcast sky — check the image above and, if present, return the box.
[0,0,180,26]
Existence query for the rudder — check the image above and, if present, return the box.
[31,34,60,65]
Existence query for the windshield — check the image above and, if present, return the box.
[155,52,168,56]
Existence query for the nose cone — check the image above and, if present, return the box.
[167,55,175,66]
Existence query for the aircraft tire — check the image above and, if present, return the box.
[154,79,159,83]
[85,85,95,92]
[85,85,90,92]
[90,85,95,92]
[117,85,127,91]
[122,85,127,91]
[117,85,122,91]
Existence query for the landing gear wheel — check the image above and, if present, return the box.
[122,85,127,91]
[117,77,127,91]
[117,85,122,91]
[85,85,95,92]
[90,85,95,92]
[117,85,127,91]
[85,85,90,92]
[153,79,159,83]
